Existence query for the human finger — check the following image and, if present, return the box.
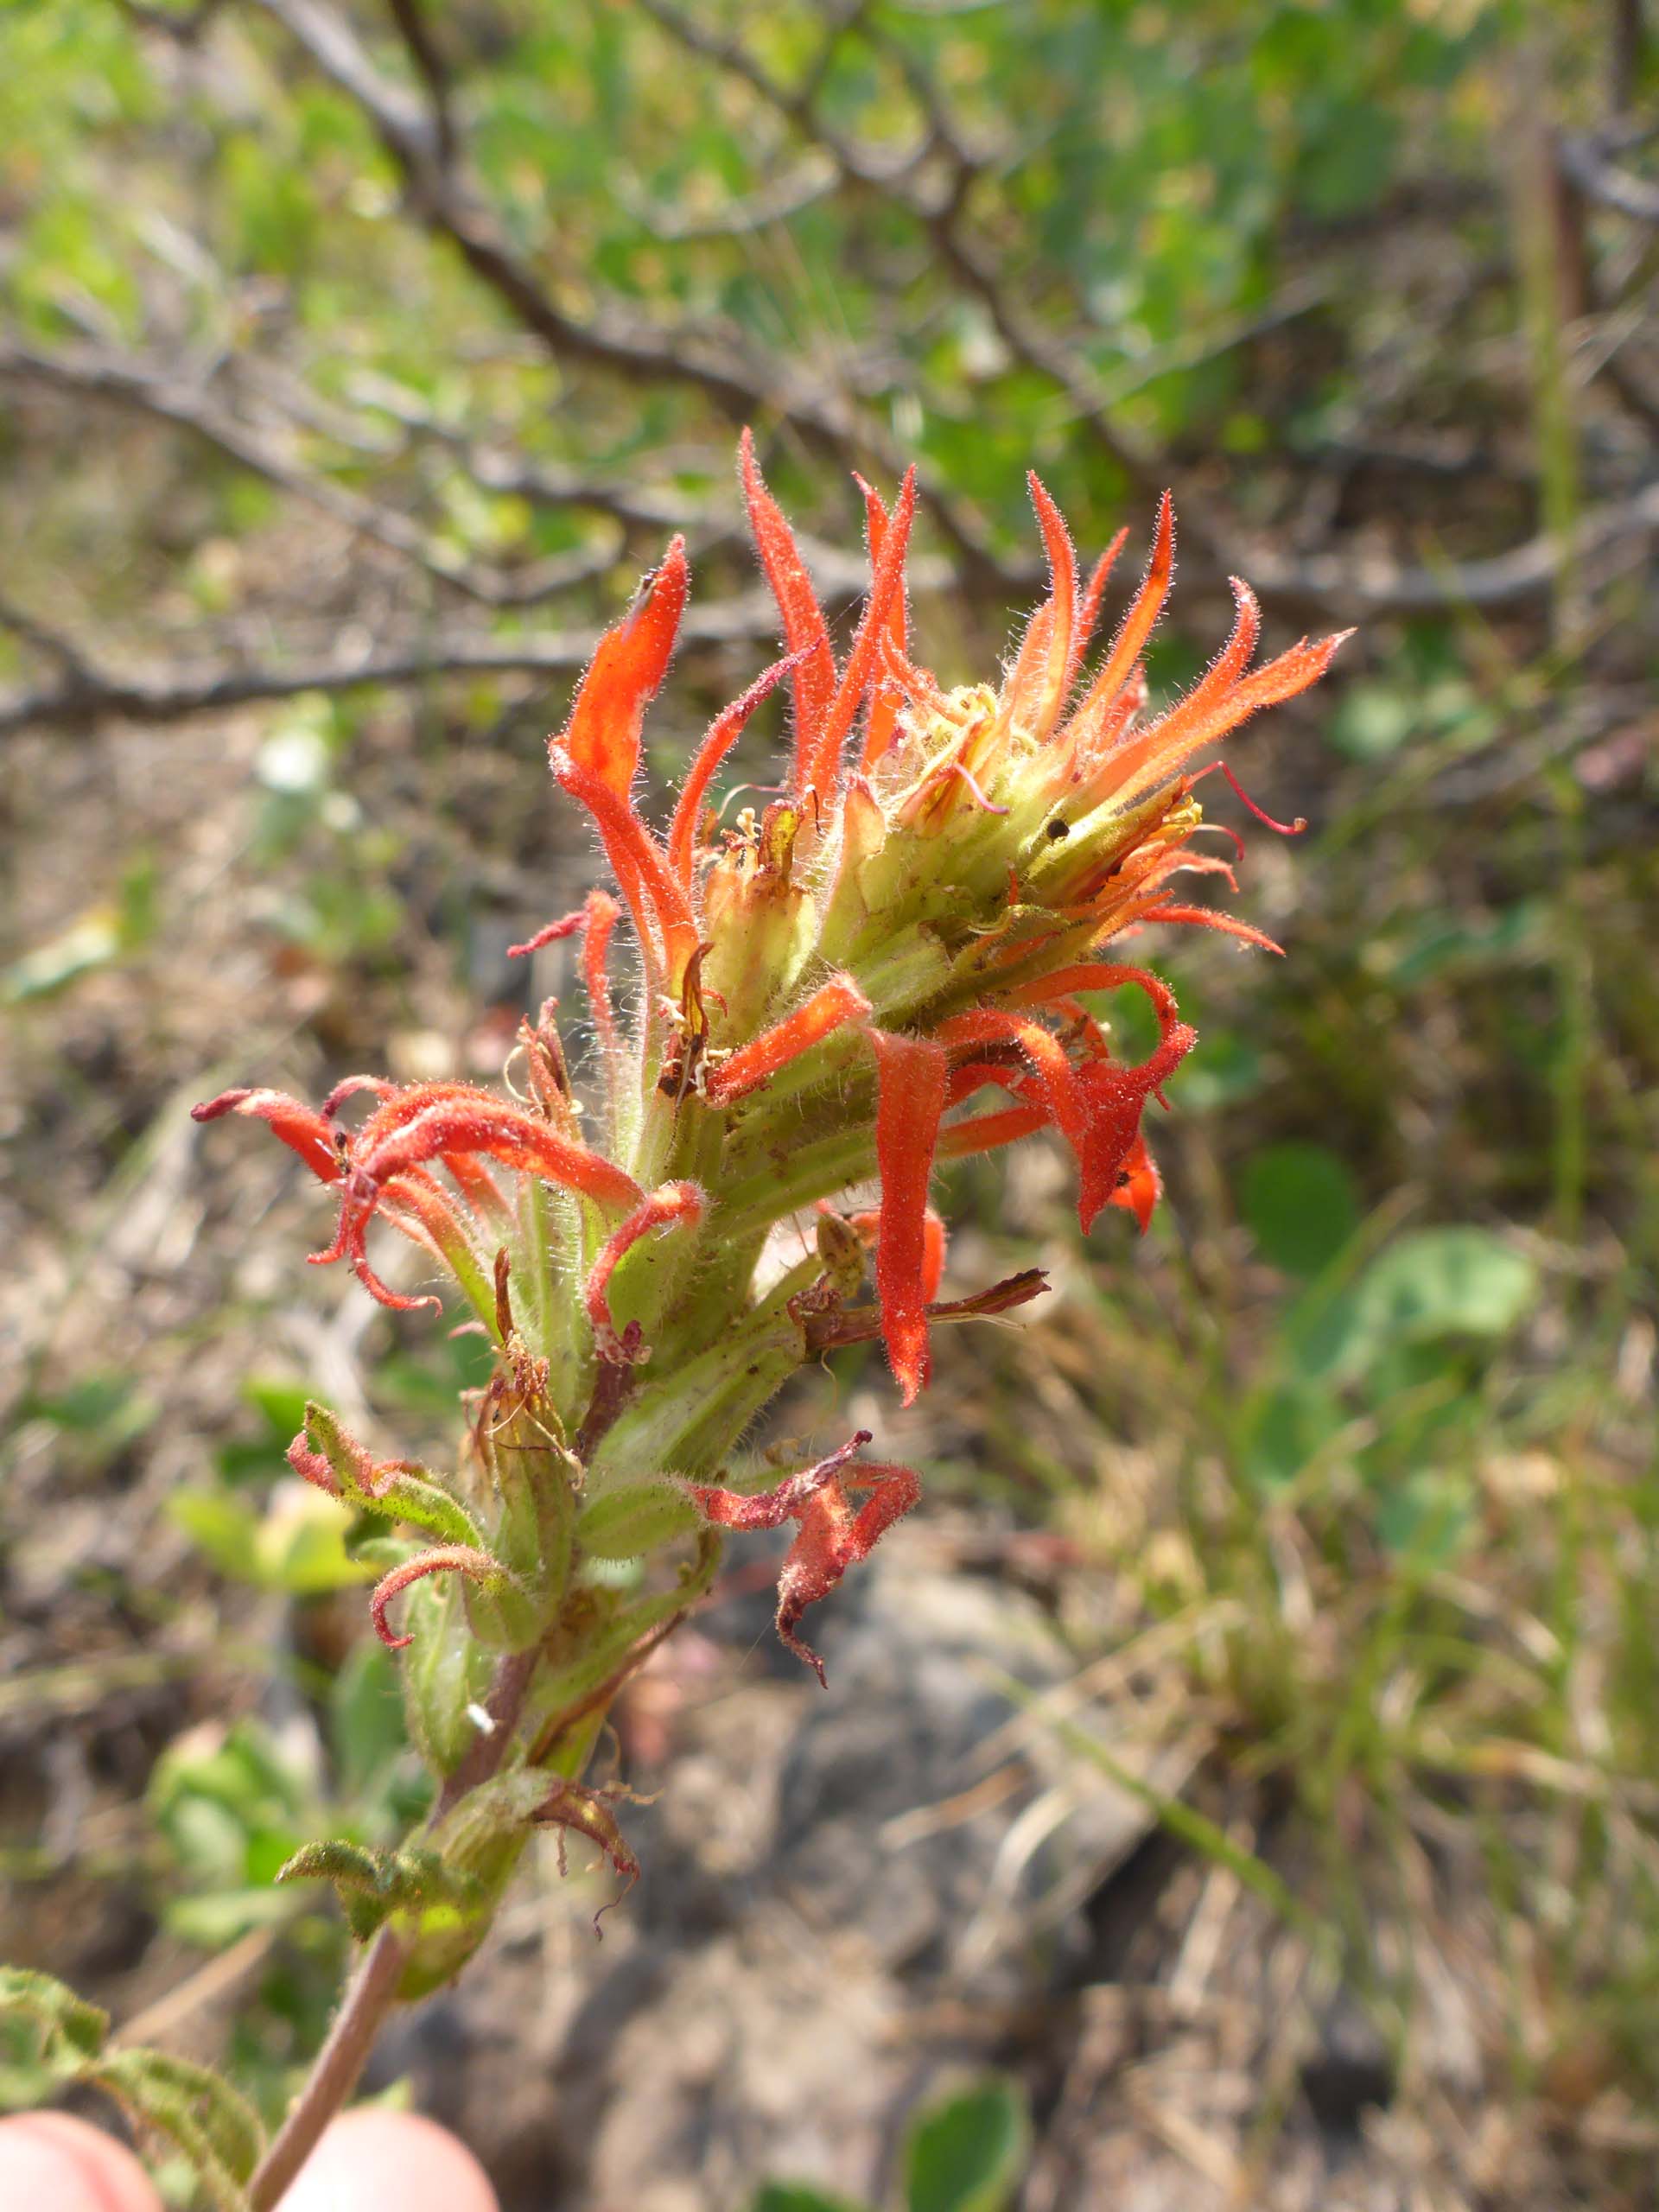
[0,2110,163,2212]
[275,2106,499,2211]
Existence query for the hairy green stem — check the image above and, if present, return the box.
[246,1922,408,2212]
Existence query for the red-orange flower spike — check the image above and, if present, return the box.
[187,446,1349,1983]
[559,536,689,800]
[868,1029,949,1404]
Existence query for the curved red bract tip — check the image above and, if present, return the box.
[799,466,917,808]
[585,1180,706,1360]
[191,1086,340,1185]
[740,428,836,791]
[560,536,690,802]
[368,1544,507,1650]
[704,976,872,1106]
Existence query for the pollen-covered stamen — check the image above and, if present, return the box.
[702,975,872,1106]
[584,1181,706,1363]
[868,1027,948,1404]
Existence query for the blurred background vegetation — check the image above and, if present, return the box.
[1,1,1656,2207]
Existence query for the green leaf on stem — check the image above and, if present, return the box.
[0,1966,110,2063]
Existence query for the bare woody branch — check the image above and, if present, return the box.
[8,467,1656,741]
[636,0,1659,624]
[246,0,1007,582]
[0,341,619,607]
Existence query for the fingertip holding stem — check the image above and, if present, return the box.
[274,2108,499,2212]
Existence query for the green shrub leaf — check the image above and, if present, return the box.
[904,2077,1031,2212]
[1239,1143,1360,1276]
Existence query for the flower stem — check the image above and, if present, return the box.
[247,1922,409,2211]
